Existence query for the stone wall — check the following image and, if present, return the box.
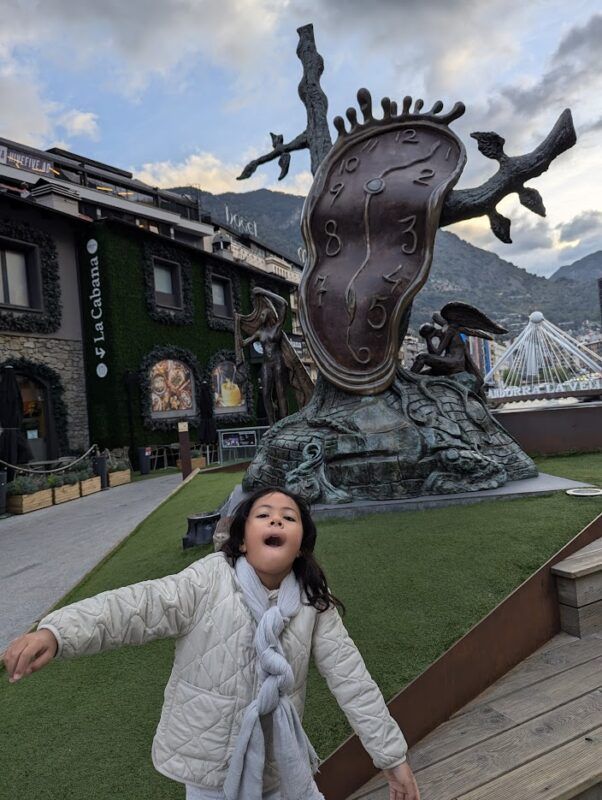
[0,333,89,452]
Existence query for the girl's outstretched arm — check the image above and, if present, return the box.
[3,560,213,681]
[312,605,420,800]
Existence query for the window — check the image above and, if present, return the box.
[211,277,233,318]
[149,359,196,419]
[0,245,41,310]
[152,257,182,308]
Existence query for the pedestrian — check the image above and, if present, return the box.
[3,486,419,800]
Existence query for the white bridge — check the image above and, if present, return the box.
[484,311,602,403]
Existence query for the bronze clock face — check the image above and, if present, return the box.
[300,118,466,395]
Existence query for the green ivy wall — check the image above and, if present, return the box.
[79,221,292,450]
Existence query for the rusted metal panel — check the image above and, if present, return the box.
[315,512,602,800]
[492,403,602,455]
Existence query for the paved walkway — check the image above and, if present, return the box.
[0,474,181,652]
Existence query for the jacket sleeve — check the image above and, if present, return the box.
[37,561,211,660]
[312,605,408,770]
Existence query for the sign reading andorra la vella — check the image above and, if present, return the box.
[86,239,108,379]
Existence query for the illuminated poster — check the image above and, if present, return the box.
[211,360,247,416]
[150,360,196,419]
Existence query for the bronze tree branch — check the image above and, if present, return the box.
[237,24,331,181]
[440,109,576,242]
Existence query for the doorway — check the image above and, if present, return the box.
[16,374,49,461]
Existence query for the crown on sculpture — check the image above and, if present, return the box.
[332,88,466,142]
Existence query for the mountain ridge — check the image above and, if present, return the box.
[171,186,601,335]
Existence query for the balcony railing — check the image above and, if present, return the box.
[229,241,301,284]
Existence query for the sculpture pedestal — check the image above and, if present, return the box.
[243,369,537,503]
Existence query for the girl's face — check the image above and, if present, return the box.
[241,492,303,589]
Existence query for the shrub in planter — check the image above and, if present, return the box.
[52,470,80,504]
[108,459,131,487]
[7,474,53,514]
[77,464,102,496]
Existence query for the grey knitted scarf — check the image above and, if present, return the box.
[223,557,324,800]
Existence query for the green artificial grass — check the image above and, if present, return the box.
[534,451,602,487]
[1,458,601,799]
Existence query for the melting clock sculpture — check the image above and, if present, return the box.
[237,28,576,503]
[300,90,466,395]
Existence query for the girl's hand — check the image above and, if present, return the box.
[2,629,58,683]
[383,761,420,800]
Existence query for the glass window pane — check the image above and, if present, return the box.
[212,280,226,306]
[153,264,173,294]
[5,250,29,306]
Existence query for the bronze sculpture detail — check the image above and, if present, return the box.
[235,288,313,426]
[411,302,507,397]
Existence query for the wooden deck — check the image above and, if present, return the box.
[349,631,602,800]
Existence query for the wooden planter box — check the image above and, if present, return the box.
[176,456,206,471]
[53,484,81,504]
[80,476,102,496]
[7,489,53,514]
[108,469,131,487]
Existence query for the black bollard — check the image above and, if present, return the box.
[0,469,6,515]
[93,455,109,490]
[138,446,151,476]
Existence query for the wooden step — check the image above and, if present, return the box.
[553,536,602,637]
[348,634,602,800]
[457,727,602,800]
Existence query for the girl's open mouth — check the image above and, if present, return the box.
[264,535,285,547]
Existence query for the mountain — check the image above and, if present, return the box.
[171,186,601,335]
[171,187,304,263]
[549,251,602,284]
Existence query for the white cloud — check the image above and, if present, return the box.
[0,65,56,146]
[58,110,100,140]
[134,151,268,193]
[268,170,312,196]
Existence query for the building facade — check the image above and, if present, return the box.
[0,137,304,462]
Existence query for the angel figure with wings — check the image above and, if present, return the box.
[410,302,507,397]
[235,287,313,425]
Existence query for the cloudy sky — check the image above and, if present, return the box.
[1,0,601,276]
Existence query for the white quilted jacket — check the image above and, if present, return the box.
[38,552,407,791]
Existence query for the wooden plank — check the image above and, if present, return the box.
[457,727,602,800]
[553,545,602,579]
[560,601,602,638]
[557,573,602,608]
[408,657,602,772]
[412,689,602,800]
[490,656,602,724]
[459,634,602,713]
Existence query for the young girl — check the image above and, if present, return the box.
[3,487,420,800]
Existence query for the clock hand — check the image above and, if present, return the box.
[381,141,441,177]
[343,139,442,321]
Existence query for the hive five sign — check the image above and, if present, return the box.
[86,239,108,379]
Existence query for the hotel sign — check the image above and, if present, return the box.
[225,204,258,238]
[86,239,108,379]
[0,145,52,175]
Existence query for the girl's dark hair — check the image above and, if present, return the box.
[221,486,345,614]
